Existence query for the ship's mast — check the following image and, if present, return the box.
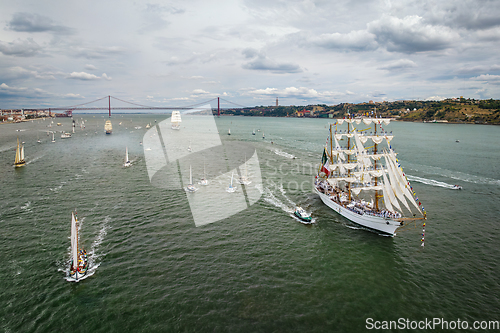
[347,120,351,201]
[374,117,380,211]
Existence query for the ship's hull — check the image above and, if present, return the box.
[105,130,112,135]
[314,186,401,236]
[14,161,25,167]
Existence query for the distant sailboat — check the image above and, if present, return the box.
[228,128,231,135]
[171,111,182,130]
[69,211,88,281]
[185,165,198,192]
[123,147,131,167]
[238,157,251,185]
[252,129,256,135]
[200,162,208,186]
[262,132,265,139]
[51,132,55,143]
[14,137,25,167]
[226,171,237,193]
[37,133,41,143]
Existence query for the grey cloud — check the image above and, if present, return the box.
[7,12,74,34]
[368,15,459,53]
[68,46,126,59]
[0,38,42,57]
[378,59,417,71]
[310,30,378,52]
[425,1,500,31]
[455,64,500,75]
[242,49,302,74]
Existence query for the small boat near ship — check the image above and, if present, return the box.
[105,120,112,134]
[69,211,88,281]
[171,111,182,130]
[294,207,312,224]
[123,147,131,167]
[314,117,426,236]
[14,137,25,167]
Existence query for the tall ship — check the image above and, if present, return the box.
[104,120,112,134]
[14,137,25,167]
[314,117,426,236]
[69,211,88,281]
[171,111,182,130]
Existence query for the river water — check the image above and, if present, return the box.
[1,115,499,332]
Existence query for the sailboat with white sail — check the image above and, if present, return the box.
[14,137,25,167]
[69,211,88,281]
[199,162,208,186]
[314,117,427,236]
[123,146,131,167]
[238,157,251,185]
[51,132,55,143]
[226,171,237,193]
[185,165,198,192]
[171,111,182,130]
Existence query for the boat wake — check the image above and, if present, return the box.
[406,175,462,190]
[257,181,316,224]
[25,154,44,165]
[272,148,296,159]
[62,216,110,282]
[405,163,500,186]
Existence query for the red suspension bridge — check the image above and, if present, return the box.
[22,95,248,117]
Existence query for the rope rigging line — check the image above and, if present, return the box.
[219,98,249,109]
[54,95,110,110]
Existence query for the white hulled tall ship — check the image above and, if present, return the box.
[314,117,426,236]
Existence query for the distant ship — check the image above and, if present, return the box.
[171,111,181,130]
[14,137,25,167]
[105,120,112,134]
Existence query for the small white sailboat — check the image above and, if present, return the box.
[69,211,88,281]
[123,146,131,167]
[238,157,251,185]
[51,132,55,143]
[226,171,237,193]
[14,137,25,167]
[185,165,198,192]
[146,123,151,129]
[200,162,208,186]
[171,111,182,130]
[37,133,41,143]
[252,129,256,135]
[262,132,265,139]
[228,128,231,135]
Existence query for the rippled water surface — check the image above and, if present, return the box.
[1,115,499,332]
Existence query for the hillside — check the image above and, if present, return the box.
[218,98,500,124]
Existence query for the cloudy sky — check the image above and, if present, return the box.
[1,0,500,109]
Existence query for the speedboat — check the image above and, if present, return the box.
[452,185,462,190]
[294,207,312,223]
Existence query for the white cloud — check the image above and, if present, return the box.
[67,72,100,80]
[378,59,417,71]
[0,38,42,57]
